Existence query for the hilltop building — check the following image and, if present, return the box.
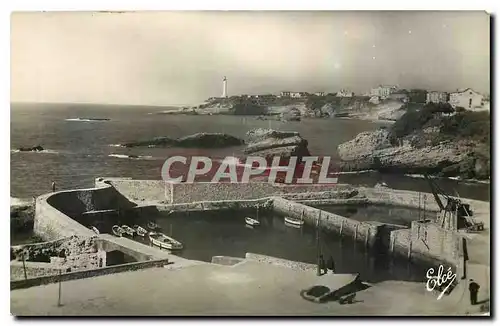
[280,91,308,98]
[336,89,354,97]
[370,85,398,99]
[449,88,484,110]
[426,91,449,104]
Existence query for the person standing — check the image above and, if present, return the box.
[327,256,336,274]
[468,279,480,305]
[51,181,56,192]
[318,254,327,275]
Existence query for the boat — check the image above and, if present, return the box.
[89,226,100,234]
[112,225,125,237]
[149,232,183,250]
[284,221,303,229]
[147,221,159,230]
[245,217,260,226]
[133,225,148,237]
[121,225,136,236]
[284,216,304,226]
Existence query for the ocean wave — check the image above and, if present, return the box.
[11,149,59,154]
[65,118,110,122]
[337,170,374,175]
[108,154,154,160]
[11,197,32,206]
[404,174,490,184]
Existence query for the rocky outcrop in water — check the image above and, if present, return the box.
[338,128,490,179]
[244,128,310,160]
[18,145,44,152]
[122,133,244,148]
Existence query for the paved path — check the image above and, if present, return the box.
[10,260,486,316]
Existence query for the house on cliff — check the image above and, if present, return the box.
[449,88,484,110]
[370,85,398,99]
[426,91,449,104]
[280,91,308,98]
[336,89,354,97]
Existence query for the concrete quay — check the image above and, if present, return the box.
[10,258,488,316]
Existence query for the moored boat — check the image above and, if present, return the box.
[284,216,304,226]
[284,221,303,229]
[112,225,125,237]
[147,221,160,230]
[133,225,148,237]
[245,217,260,226]
[121,225,135,236]
[149,232,183,250]
[90,226,100,234]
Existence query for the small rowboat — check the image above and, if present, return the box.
[133,225,148,237]
[284,216,304,226]
[284,221,302,229]
[245,217,260,226]
[90,226,100,234]
[149,232,183,250]
[112,225,125,237]
[147,221,160,230]
[121,225,136,236]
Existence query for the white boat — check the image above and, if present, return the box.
[112,225,125,237]
[147,221,159,230]
[245,217,260,226]
[121,225,135,236]
[284,221,303,229]
[90,226,100,234]
[284,216,304,226]
[133,225,148,237]
[149,232,183,250]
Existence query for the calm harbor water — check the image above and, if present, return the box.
[150,209,431,284]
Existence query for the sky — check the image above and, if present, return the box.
[11,11,490,106]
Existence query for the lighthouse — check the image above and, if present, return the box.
[222,76,228,98]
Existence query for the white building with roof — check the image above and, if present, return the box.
[449,88,483,109]
[336,89,354,97]
[370,85,398,99]
[426,91,449,104]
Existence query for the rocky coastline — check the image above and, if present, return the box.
[244,128,310,161]
[121,132,244,148]
[337,110,491,180]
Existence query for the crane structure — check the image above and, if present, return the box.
[424,174,483,232]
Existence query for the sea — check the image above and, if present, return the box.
[10,102,490,200]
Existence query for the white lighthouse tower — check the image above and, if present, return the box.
[222,76,228,98]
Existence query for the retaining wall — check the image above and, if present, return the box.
[245,253,318,272]
[170,182,353,204]
[272,197,380,249]
[101,178,170,204]
[390,220,464,273]
[11,258,171,290]
[34,185,136,241]
[10,261,64,281]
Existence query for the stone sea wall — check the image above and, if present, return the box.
[11,258,171,290]
[272,197,380,249]
[99,178,170,204]
[34,184,136,241]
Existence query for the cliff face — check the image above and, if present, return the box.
[337,128,490,179]
[244,128,310,160]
